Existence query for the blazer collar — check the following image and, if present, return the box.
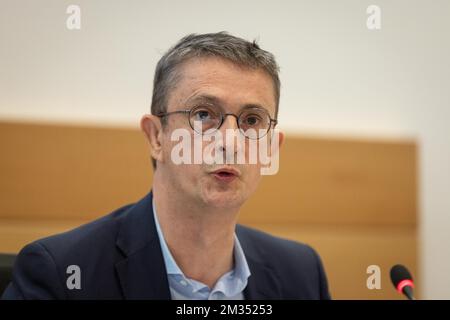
[115,191,171,299]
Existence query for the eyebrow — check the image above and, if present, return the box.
[185,94,272,116]
[185,94,223,107]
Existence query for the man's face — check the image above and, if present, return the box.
[158,56,281,210]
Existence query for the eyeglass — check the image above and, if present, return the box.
[156,104,278,140]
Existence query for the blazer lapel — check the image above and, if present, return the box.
[243,255,282,299]
[114,191,171,299]
[237,227,282,299]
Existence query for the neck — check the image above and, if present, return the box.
[152,171,240,288]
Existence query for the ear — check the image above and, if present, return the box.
[269,128,284,150]
[140,114,164,165]
[277,130,285,149]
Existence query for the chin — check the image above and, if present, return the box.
[201,188,246,209]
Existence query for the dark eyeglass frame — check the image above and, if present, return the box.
[155,105,278,140]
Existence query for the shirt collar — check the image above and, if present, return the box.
[152,198,251,291]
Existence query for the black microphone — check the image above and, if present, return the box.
[390,264,415,300]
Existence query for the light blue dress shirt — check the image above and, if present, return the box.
[152,199,251,300]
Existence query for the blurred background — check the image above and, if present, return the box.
[1,0,449,299]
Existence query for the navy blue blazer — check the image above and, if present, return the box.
[2,192,331,300]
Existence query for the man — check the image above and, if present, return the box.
[2,32,330,300]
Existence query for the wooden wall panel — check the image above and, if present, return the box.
[0,121,153,220]
[0,121,418,299]
[239,137,417,226]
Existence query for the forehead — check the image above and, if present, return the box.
[168,56,277,116]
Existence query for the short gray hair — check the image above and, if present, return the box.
[150,32,281,168]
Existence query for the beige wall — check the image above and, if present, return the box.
[1,0,449,298]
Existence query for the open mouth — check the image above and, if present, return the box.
[215,171,234,178]
[210,167,240,182]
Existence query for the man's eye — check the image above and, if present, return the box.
[193,108,216,122]
[244,115,261,126]
[197,110,210,120]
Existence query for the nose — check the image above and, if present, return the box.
[220,114,239,131]
[218,114,245,163]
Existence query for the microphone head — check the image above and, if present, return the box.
[390,264,414,294]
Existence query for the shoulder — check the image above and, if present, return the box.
[2,203,135,299]
[236,224,320,263]
[34,203,135,260]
